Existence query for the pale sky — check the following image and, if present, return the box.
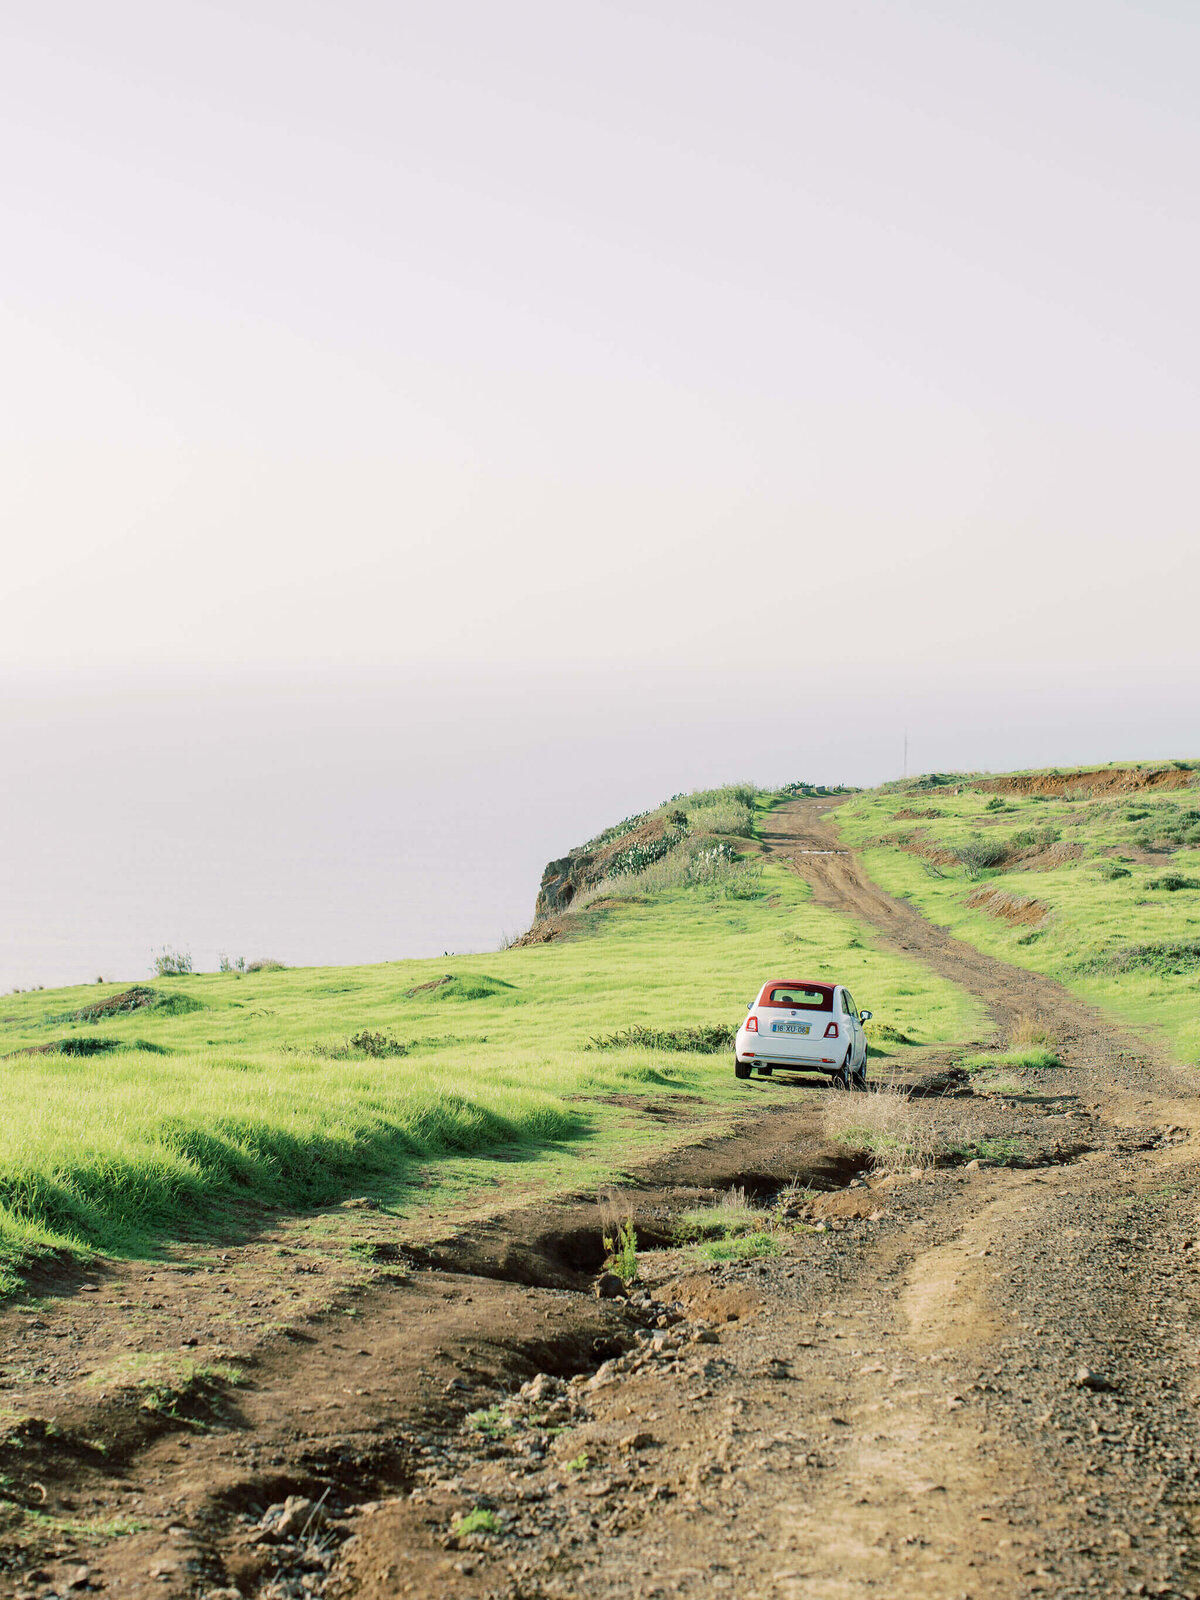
[2,1,1197,986]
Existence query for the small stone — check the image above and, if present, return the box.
[691,1328,720,1345]
[1075,1366,1115,1392]
[443,1378,469,1394]
[619,1430,656,1451]
[266,1495,325,1539]
[520,1372,565,1403]
[66,1569,90,1591]
[593,1272,627,1300]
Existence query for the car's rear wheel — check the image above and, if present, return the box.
[734,1058,751,1080]
[830,1052,853,1090]
[852,1062,868,1090]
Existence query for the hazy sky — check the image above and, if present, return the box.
[2,1,1197,987]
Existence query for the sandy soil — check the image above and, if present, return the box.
[5,799,1200,1600]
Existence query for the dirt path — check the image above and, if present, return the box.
[762,797,1199,1126]
[6,800,1200,1600]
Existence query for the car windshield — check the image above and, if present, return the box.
[762,983,833,1010]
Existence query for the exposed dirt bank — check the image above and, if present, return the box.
[972,766,1193,798]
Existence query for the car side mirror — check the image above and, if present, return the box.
[746,1002,752,1010]
[859,1010,873,1021]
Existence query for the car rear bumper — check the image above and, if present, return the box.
[735,1045,841,1071]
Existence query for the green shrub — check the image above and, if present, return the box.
[1076,940,1200,976]
[1092,862,1132,880]
[153,948,193,977]
[953,837,1011,877]
[609,824,688,877]
[1147,875,1200,892]
[684,788,757,838]
[586,1023,735,1052]
[337,1031,408,1058]
[603,1218,638,1283]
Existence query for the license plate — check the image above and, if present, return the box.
[772,1022,810,1035]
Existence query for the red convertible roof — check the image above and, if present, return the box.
[757,980,835,1010]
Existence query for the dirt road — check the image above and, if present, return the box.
[6,800,1200,1600]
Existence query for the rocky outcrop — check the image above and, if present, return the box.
[534,811,687,920]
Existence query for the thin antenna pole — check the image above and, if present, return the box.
[903,729,908,779]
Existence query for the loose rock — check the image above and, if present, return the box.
[1074,1366,1115,1392]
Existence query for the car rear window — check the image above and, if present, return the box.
[759,983,834,1010]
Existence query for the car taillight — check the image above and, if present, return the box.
[824,1021,839,1039]
[746,1016,759,1033]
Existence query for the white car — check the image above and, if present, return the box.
[734,978,871,1089]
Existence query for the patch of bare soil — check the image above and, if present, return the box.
[7,800,1200,1600]
[965,886,1052,926]
[974,766,1193,798]
[68,987,160,1022]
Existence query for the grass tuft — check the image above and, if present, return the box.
[695,1229,781,1262]
[453,1508,501,1538]
[960,1047,1062,1071]
[823,1081,938,1173]
[676,1186,759,1240]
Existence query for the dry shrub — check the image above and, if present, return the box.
[1009,1014,1051,1049]
[822,1079,939,1174]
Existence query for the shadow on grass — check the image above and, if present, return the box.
[0,1103,599,1300]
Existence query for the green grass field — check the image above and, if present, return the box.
[832,765,1200,1066]
[0,789,986,1291]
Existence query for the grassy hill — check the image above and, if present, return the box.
[832,762,1200,1065]
[0,784,984,1291]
